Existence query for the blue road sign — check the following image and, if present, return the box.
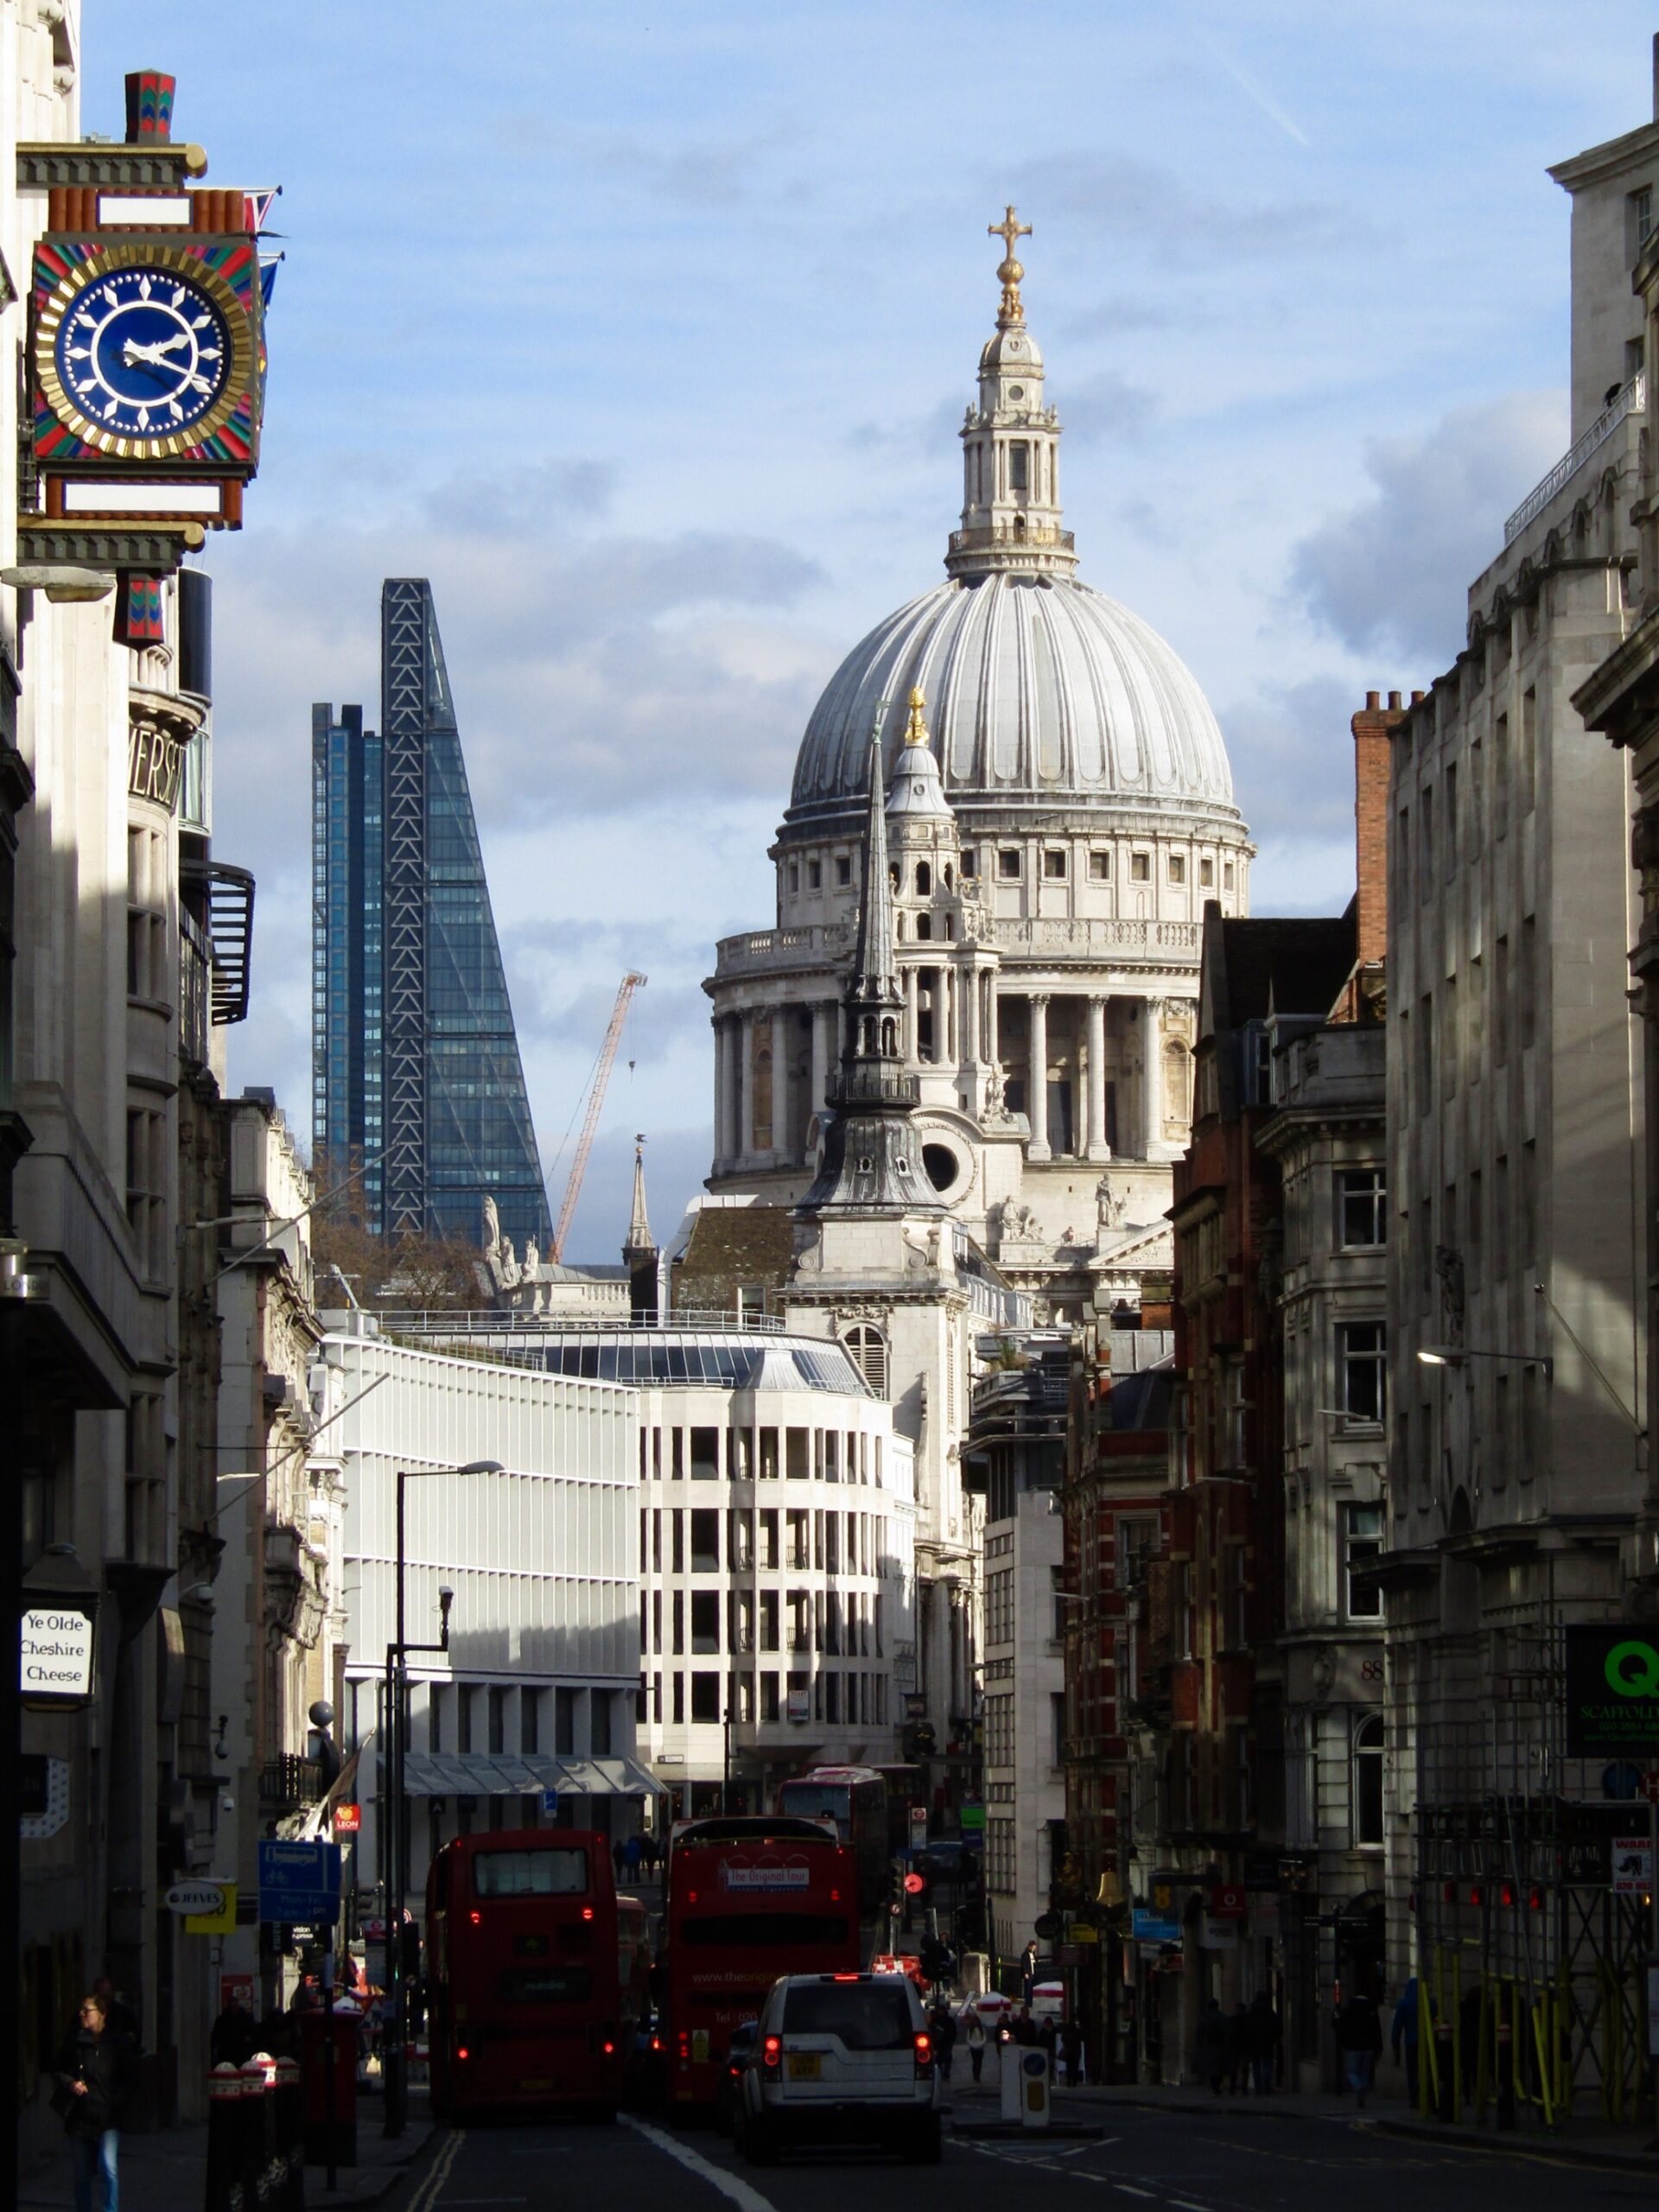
[257,1839,342,1926]
[541,1788,559,1816]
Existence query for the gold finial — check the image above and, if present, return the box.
[904,687,931,746]
[989,204,1033,329]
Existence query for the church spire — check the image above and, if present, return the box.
[947,207,1077,583]
[796,717,939,1219]
[624,1133,654,1259]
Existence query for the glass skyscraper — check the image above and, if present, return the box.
[312,578,551,1249]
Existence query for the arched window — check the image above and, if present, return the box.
[916,861,931,895]
[1353,1713,1384,1846]
[915,912,932,941]
[843,1325,888,1396]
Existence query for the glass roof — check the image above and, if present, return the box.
[530,1332,870,1396]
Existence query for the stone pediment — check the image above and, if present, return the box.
[1089,1220,1173,1272]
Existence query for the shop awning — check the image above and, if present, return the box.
[399,1751,665,1798]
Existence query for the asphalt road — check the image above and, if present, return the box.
[389,2090,1651,2212]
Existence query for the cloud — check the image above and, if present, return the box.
[1011,149,1351,269]
[1287,391,1567,666]
[1224,674,1367,850]
[1062,371,1158,447]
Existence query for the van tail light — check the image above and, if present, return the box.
[456,2046,470,2062]
[913,2031,932,2075]
[761,2035,782,2072]
[602,2041,615,2056]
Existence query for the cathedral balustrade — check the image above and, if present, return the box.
[714,922,852,975]
[984,916,1200,957]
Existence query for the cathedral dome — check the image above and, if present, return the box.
[786,571,1240,833]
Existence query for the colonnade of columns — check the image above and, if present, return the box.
[711,982,1179,1169]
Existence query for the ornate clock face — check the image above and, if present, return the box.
[53,266,232,438]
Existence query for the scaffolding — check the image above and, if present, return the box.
[1409,1615,1654,2129]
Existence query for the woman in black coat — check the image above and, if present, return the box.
[54,1993,137,2212]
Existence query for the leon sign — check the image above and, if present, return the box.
[20,1605,95,1700]
[1565,1625,1659,1755]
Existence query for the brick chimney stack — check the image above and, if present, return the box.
[1349,688,1414,982]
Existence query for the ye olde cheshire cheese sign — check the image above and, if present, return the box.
[20,1605,96,1699]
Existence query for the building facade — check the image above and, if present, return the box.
[1380,79,1654,2107]
[312,578,550,1249]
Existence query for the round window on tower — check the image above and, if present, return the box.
[1008,385,1025,402]
[922,1141,963,1195]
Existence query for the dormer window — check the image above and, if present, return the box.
[808,859,822,891]
[1044,849,1066,880]
[836,855,852,887]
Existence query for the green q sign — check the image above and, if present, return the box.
[1566,1626,1659,1755]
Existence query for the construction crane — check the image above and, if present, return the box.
[550,971,646,1263]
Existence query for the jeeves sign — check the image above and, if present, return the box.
[1565,1626,1659,1755]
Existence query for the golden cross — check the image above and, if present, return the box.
[988,205,1033,327]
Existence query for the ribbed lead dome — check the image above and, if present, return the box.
[786,573,1239,832]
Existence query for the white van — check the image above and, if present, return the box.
[737,1973,944,2164]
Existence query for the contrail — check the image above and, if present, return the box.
[1198,30,1311,149]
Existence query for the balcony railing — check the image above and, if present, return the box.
[260,1754,322,1812]
[1504,372,1645,543]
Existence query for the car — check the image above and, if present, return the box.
[715,2019,759,2135]
[736,1972,944,2166]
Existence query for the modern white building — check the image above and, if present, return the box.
[388,1313,918,1820]
[316,1319,654,1915]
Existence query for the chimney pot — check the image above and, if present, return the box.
[1365,690,1381,710]
[1411,689,1426,704]
[1388,690,1402,709]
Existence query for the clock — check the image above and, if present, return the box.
[34,242,259,463]
[54,266,231,438]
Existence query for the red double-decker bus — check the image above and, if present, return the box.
[425,1828,648,2122]
[663,1814,860,2108]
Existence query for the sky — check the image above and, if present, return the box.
[91,3,1658,1258]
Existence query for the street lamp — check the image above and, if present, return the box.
[1416,1344,1554,1374]
[383,1459,502,2139]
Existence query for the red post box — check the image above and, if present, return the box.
[299,2006,357,2167]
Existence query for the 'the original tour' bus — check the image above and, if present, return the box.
[663,1815,859,2107]
[426,1827,647,2122]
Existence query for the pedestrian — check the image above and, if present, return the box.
[1020,1941,1039,2004]
[210,1990,257,2069]
[1336,1987,1383,2108]
[1013,2003,1034,2046]
[1391,1976,1421,2102]
[964,2006,987,2082]
[623,1831,643,1882]
[612,1837,626,1880]
[1194,1997,1229,2094]
[92,1977,141,2048]
[1039,2012,1058,2080]
[1060,2016,1084,2088]
[1225,1999,1250,2094]
[54,1992,137,2212]
[1245,1989,1279,2095]
[931,2001,957,2083]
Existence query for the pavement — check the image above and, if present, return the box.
[17,2088,436,2210]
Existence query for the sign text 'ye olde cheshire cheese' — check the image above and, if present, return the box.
[20,1607,95,1698]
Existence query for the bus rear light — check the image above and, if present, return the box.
[830,1889,841,1903]
[602,2041,615,2056]
[582,1906,594,1921]
[468,1910,481,1925]
[457,2047,470,2062]
[761,2035,782,2072]
[913,2031,932,2075]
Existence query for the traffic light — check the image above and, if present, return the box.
[889,1863,906,1914]
[919,1936,957,1986]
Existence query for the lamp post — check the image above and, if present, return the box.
[383,1458,501,2139]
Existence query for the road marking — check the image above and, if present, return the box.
[1171,2202,1213,2211]
[410,2129,464,2212]
[1114,2188,1156,2200]
[622,2115,783,2212]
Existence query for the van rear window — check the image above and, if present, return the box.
[474,1847,588,1897]
[782,1983,913,2048]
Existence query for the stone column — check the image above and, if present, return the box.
[905,966,920,1064]
[961,963,979,1064]
[810,1001,831,1140]
[1027,992,1051,1161]
[735,1011,752,1162]
[767,1006,788,1156]
[714,1016,733,1166]
[1085,994,1109,1162]
[1141,996,1164,1157]
[986,976,1001,1065]
[944,969,957,1065]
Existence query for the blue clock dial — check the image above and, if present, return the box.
[54,267,232,439]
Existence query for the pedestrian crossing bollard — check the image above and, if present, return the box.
[238,2054,273,2208]
[205,2063,245,2212]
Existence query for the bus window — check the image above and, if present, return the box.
[474,1847,588,1897]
